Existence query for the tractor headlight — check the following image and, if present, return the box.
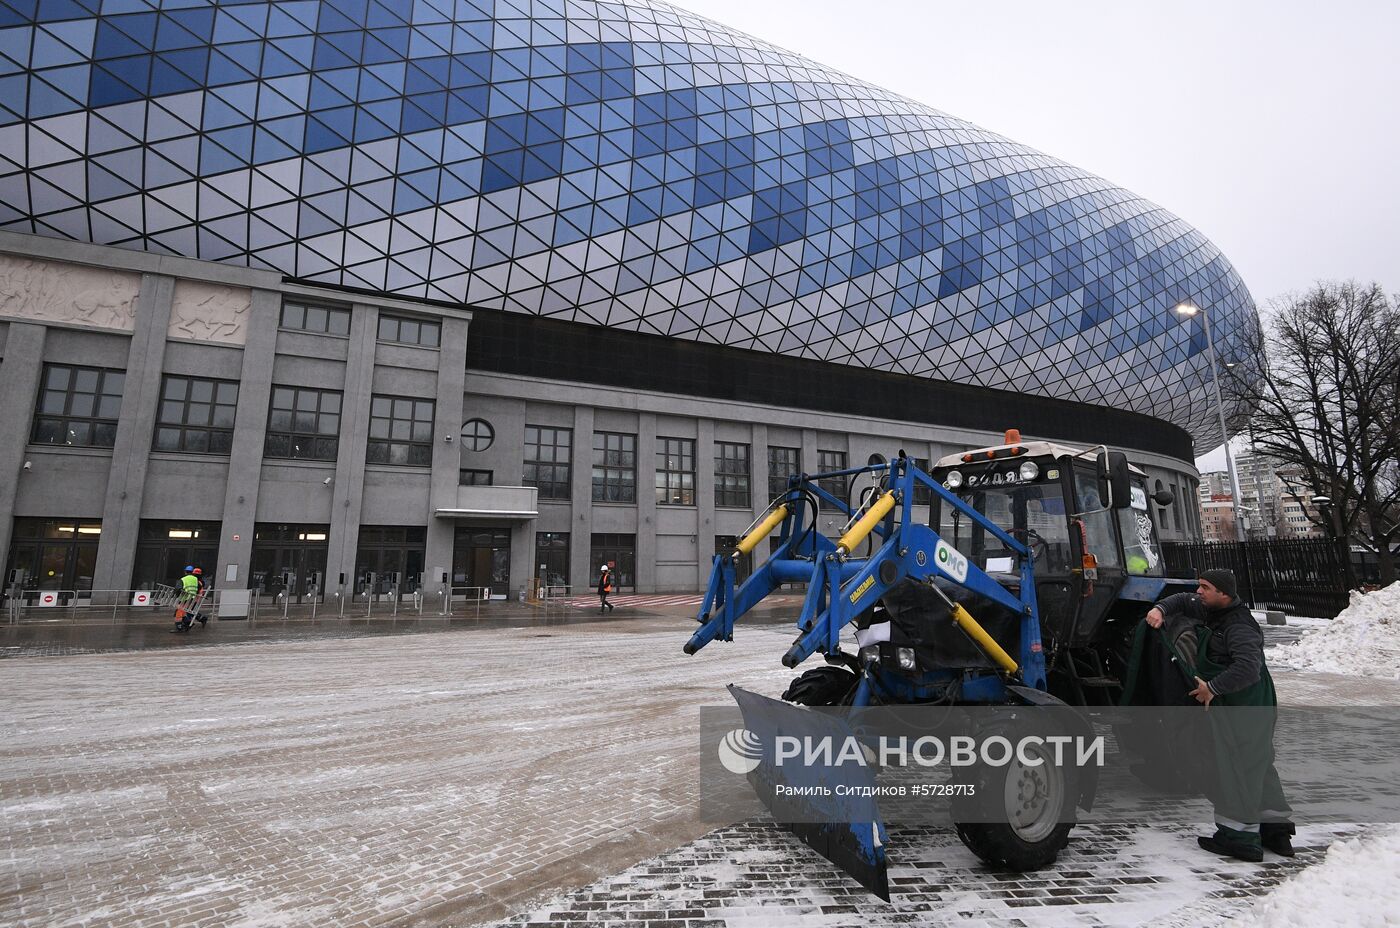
[945,470,963,489]
[896,647,916,671]
[1018,461,1040,481]
[860,645,880,665]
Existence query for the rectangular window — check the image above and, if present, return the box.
[524,425,572,499]
[153,375,239,454]
[377,314,441,348]
[655,436,696,506]
[31,364,125,448]
[279,300,351,336]
[265,385,341,462]
[366,394,435,466]
[592,431,636,503]
[817,449,847,502]
[911,457,933,506]
[714,442,751,508]
[768,446,800,502]
[459,468,493,485]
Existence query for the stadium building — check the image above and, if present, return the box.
[0,0,1251,601]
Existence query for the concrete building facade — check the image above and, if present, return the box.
[1,231,1203,601]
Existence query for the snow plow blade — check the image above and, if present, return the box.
[728,685,890,900]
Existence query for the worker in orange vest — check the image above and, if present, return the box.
[597,565,615,614]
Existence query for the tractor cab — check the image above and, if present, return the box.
[928,430,1179,703]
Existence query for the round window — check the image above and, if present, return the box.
[461,418,494,452]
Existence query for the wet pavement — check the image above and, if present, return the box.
[2,608,1390,927]
[0,595,797,659]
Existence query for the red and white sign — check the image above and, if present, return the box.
[37,591,59,607]
[131,591,152,606]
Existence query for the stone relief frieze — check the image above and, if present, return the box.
[0,254,139,331]
[169,280,251,344]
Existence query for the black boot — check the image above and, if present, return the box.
[1261,822,1296,857]
[1198,827,1262,863]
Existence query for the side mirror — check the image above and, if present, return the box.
[1153,489,1175,507]
[1097,451,1132,509]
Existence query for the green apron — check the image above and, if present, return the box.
[1120,621,1289,824]
[1193,627,1290,825]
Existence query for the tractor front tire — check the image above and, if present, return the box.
[952,720,1077,870]
[782,666,858,706]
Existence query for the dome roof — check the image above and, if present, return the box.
[0,0,1255,447]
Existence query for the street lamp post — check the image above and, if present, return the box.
[1175,301,1248,544]
[1311,494,1355,589]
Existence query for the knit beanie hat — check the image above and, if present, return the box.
[1200,568,1238,599]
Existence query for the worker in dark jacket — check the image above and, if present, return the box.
[1145,568,1293,861]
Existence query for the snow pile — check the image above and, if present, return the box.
[1228,826,1400,927]
[1273,582,1400,679]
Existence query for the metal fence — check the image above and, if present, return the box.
[1162,538,1352,618]
[3,584,574,625]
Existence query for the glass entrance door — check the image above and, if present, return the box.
[250,524,330,602]
[4,519,102,601]
[452,526,511,598]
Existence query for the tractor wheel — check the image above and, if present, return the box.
[952,720,1077,870]
[782,666,858,706]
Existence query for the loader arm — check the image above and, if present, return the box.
[685,469,893,656]
[685,457,1047,692]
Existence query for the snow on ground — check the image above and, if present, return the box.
[1272,582,1400,679]
[1220,824,1400,927]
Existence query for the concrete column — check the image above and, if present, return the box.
[751,422,770,518]
[636,411,657,593]
[212,289,280,590]
[0,322,48,574]
[426,316,470,590]
[324,303,378,595]
[801,427,819,482]
[569,405,595,593]
[508,520,532,598]
[93,273,174,594]
[695,418,716,589]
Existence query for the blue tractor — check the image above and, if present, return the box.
[684,430,1193,897]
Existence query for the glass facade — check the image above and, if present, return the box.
[0,1,1255,447]
[131,520,220,593]
[250,523,329,601]
[354,526,426,595]
[4,518,102,595]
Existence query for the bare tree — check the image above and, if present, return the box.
[1226,282,1400,586]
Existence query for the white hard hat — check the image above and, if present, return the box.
[599,564,609,571]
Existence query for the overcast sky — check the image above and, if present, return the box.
[677,0,1399,470]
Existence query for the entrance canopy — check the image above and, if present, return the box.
[434,485,538,521]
